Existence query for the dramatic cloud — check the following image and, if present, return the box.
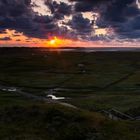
[69,0,108,12]
[0,0,61,39]
[45,0,72,19]
[97,0,140,39]
[0,0,140,42]
[67,13,93,37]
[0,37,11,41]
[0,0,36,36]
[70,0,140,39]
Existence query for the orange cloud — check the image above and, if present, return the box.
[0,29,139,48]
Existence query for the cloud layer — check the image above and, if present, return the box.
[0,0,140,41]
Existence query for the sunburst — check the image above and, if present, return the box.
[47,37,63,47]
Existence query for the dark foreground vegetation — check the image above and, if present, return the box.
[0,104,140,140]
[0,47,140,139]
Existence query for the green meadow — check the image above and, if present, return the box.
[0,47,140,139]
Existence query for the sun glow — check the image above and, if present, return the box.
[50,39,56,45]
[47,37,65,47]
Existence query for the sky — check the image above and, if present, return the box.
[0,0,140,47]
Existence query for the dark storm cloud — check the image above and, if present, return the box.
[68,13,93,35]
[0,0,139,40]
[0,0,37,37]
[99,0,136,23]
[0,37,11,41]
[0,0,31,17]
[69,0,108,12]
[0,0,63,39]
[45,0,72,19]
[34,15,53,23]
[115,15,140,39]
[70,0,137,22]
[97,0,140,39]
[69,0,140,39]
[74,2,94,12]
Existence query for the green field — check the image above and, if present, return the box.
[0,48,140,139]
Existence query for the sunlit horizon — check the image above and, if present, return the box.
[0,30,140,48]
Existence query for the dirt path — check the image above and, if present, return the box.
[0,84,78,109]
[0,70,137,108]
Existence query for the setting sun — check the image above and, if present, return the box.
[50,39,56,45]
[47,37,63,47]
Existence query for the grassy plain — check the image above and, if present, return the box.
[0,47,140,139]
